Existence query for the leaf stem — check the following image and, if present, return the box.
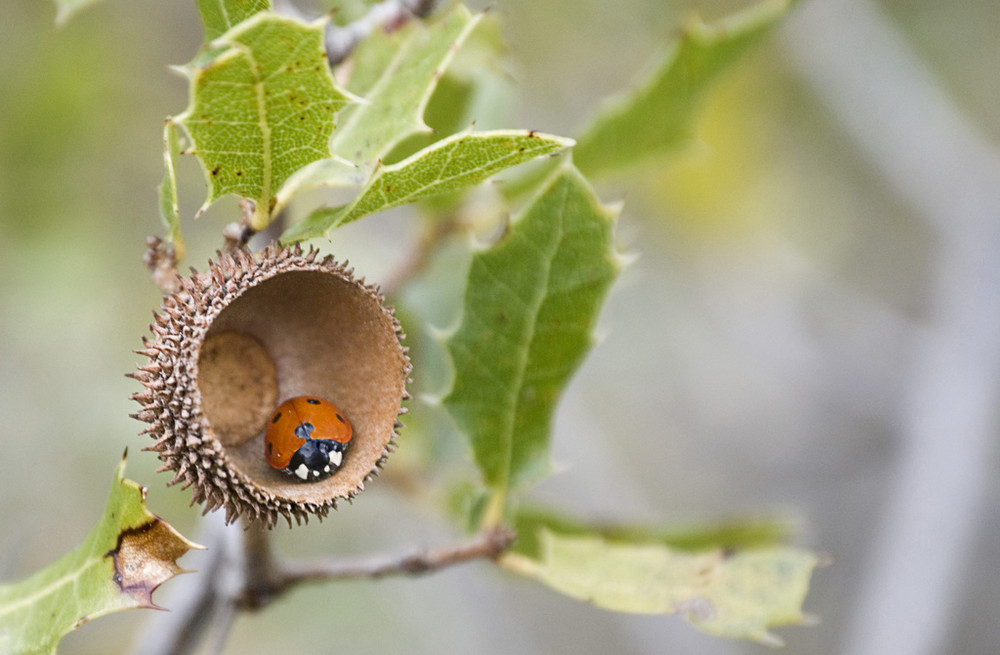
[480,488,507,531]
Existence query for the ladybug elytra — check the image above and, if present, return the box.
[265,396,353,481]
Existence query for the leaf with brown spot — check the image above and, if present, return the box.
[0,455,201,655]
[501,528,823,646]
[175,13,352,230]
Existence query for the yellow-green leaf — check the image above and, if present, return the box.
[175,12,351,230]
[281,130,572,241]
[574,0,794,178]
[333,4,481,168]
[0,457,201,655]
[503,529,820,646]
[513,506,792,557]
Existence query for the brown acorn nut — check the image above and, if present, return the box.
[130,245,410,527]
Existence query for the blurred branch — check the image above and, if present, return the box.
[324,0,437,65]
[274,0,438,65]
[132,512,243,655]
[782,3,1000,655]
[380,213,461,297]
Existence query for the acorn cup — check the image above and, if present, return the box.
[130,245,410,528]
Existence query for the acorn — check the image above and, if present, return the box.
[130,244,410,527]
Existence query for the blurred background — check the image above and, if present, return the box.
[1,0,998,653]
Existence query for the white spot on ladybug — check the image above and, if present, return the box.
[312,469,320,477]
[329,451,343,468]
[324,465,331,473]
[294,464,309,480]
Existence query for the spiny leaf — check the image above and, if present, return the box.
[175,12,351,230]
[573,0,794,178]
[0,456,201,655]
[281,130,572,241]
[503,529,821,646]
[440,164,621,523]
[333,4,481,167]
[196,0,272,42]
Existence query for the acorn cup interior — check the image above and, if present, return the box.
[196,267,408,507]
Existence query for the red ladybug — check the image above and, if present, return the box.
[265,396,353,481]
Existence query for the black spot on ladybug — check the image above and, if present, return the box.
[336,414,344,423]
[306,398,321,405]
[267,441,273,454]
[271,412,282,423]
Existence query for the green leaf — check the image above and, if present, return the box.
[281,130,572,241]
[513,506,792,559]
[332,4,481,168]
[503,529,821,646]
[384,72,478,165]
[196,0,272,42]
[157,120,184,259]
[573,0,794,178]
[440,165,621,524]
[0,457,201,655]
[175,13,351,230]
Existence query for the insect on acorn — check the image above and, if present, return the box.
[265,396,353,481]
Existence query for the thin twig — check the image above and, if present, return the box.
[221,199,258,253]
[234,525,516,611]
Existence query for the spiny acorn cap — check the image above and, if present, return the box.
[130,244,410,528]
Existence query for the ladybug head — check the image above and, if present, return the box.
[287,439,348,481]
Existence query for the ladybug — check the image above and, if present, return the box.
[265,396,353,481]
